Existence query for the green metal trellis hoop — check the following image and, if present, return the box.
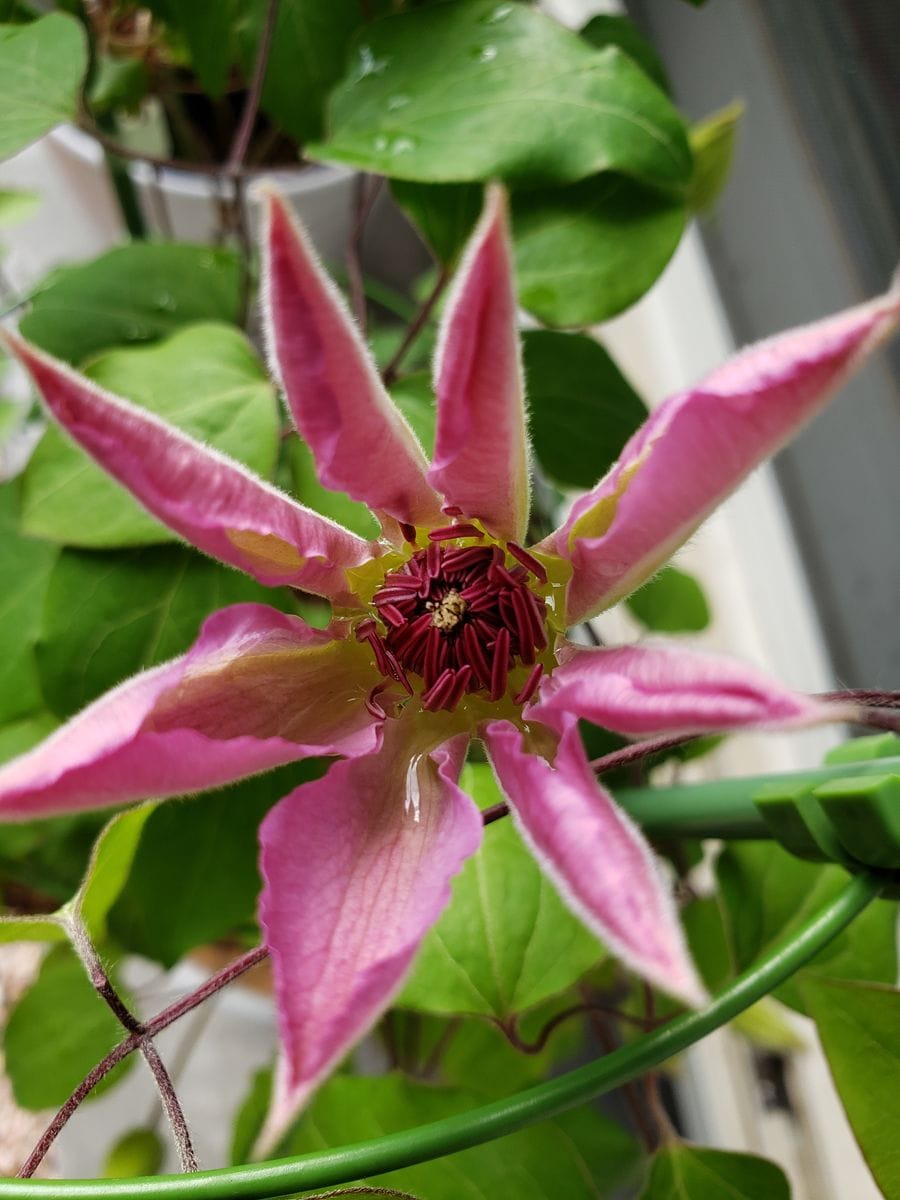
[1,758,896,1200]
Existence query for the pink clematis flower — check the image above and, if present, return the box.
[1,185,897,1150]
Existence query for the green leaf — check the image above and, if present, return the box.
[313,1,691,189]
[19,242,241,365]
[103,1128,165,1179]
[165,0,236,97]
[0,811,106,905]
[580,14,670,94]
[522,329,647,490]
[0,710,57,764]
[0,1,39,23]
[401,764,604,1019]
[408,999,587,1099]
[88,55,149,117]
[3,944,134,1109]
[802,978,900,1199]
[688,101,744,214]
[0,187,39,227]
[70,804,156,942]
[389,371,436,458]
[285,438,379,541]
[513,174,687,326]
[0,483,58,725]
[250,1073,641,1196]
[0,14,87,162]
[236,0,363,144]
[0,911,66,944]
[390,180,483,266]
[717,841,898,1013]
[20,323,279,548]
[36,544,291,718]
[639,1144,791,1199]
[108,761,325,966]
[626,566,711,633]
[0,804,151,946]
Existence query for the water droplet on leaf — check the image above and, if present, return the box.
[356,44,388,81]
[485,3,514,21]
[470,44,498,63]
[387,93,410,111]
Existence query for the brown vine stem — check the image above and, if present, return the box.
[639,983,677,1146]
[18,945,268,1178]
[226,0,280,176]
[818,689,900,708]
[381,265,451,387]
[589,733,701,774]
[64,917,198,1173]
[858,708,900,733]
[580,983,657,1153]
[306,1189,422,1199]
[498,1000,665,1056]
[347,175,384,332]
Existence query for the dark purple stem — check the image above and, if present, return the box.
[382,266,451,387]
[19,945,268,1178]
[499,1001,664,1055]
[818,689,900,708]
[65,918,198,1172]
[589,732,700,773]
[346,175,384,332]
[858,708,900,733]
[226,0,280,175]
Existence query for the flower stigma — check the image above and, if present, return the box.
[355,521,564,718]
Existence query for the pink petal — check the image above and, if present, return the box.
[261,188,442,530]
[3,332,373,604]
[530,641,855,737]
[428,185,530,542]
[0,604,380,821]
[257,720,481,1150]
[484,717,704,1007]
[540,285,900,623]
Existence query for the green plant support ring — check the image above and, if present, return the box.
[0,870,882,1200]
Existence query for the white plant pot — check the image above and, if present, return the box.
[1,125,428,293]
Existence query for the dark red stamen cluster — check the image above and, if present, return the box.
[361,529,549,713]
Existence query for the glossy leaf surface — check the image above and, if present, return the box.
[19,243,241,364]
[36,545,293,718]
[802,978,900,1200]
[3,944,134,1108]
[314,1,691,188]
[513,174,686,325]
[522,329,647,489]
[640,1144,791,1199]
[717,841,897,1013]
[626,565,711,633]
[240,1072,640,1196]
[0,14,87,161]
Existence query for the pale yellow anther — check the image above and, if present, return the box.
[427,589,467,631]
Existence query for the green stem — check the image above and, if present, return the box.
[0,872,880,1200]
[617,755,900,839]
